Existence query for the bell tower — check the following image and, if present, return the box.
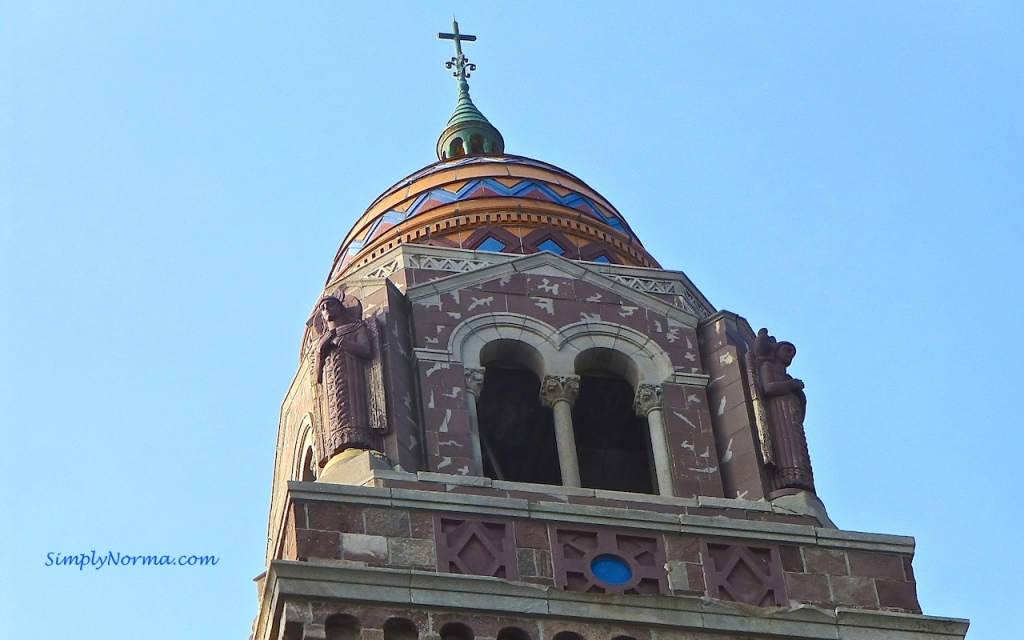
[251,21,968,640]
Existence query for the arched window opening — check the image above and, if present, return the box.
[476,340,560,485]
[439,623,474,640]
[383,618,418,640]
[470,133,484,153]
[573,349,655,494]
[497,628,530,640]
[324,614,360,640]
[300,445,316,482]
[552,632,585,640]
[450,137,465,158]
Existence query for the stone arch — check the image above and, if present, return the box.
[573,347,642,389]
[556,320,672,385]
[479,338,544,374]
[449,313,561,378]
[292,413,316,482]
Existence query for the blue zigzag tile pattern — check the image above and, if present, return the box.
[332,155,642,276]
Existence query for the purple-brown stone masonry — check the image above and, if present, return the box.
[282,488,921,614]
[698,311,773,501]
[408,268,726,496]
[778,545,921,613]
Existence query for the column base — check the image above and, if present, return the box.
[317,449,392,485]
[770,489,836,528]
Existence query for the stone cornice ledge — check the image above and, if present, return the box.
[264,562,968,640]
[286,480,915,554]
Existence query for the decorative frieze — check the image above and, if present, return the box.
[550,526,669,595]
[359,259,402,280]
[407,254,505,273]
[701,541,787,607]
[603,273,712,319]
[435,517,519,580]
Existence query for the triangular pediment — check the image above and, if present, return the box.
[405,250,703,328]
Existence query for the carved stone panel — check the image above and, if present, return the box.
[701,540,788,607]
[434,517,519,580]
[550,526,668,595]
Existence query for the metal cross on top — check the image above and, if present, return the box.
[438,17,477,81]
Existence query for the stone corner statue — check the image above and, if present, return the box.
[307,290,377,470]
[746,327,816,496]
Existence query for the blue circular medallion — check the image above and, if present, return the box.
[590,554,633,585]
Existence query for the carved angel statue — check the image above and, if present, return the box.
[307,291,378,469]
[746,328,816,494]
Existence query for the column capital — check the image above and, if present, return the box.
[540,375,580,408]
[464,367,485,397]
[633,383,663,416]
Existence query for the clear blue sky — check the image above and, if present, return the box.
[2,3,1020,638]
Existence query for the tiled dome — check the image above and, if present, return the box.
[328,155,658,282]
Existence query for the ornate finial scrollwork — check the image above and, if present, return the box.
[464,367,485,397]
[540,375,581,408]
[633,383,663,417]
[438,18,478,83]
[445,54,476,79]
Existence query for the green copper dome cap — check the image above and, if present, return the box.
[436,19,504,161]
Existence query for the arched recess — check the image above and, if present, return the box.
[292,414,317,482]
[556,320,673,386]
[571,348,655,493]
[449,312,559,378]
[497,628,530,640]
[446,312,675,493]
[324,614,360,640]
[439,623,474,640]
[383,618,418,640]
[476,338,560,485]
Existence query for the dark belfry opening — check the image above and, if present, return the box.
[470,133,484,153]
[477,365,561,485]
[324,615,360,640]
[475,340,561,485]
[572,371,656,495]
[449,137,465,158]
[383,618,418,640]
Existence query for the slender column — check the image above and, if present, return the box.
[634,383,675,497]
[463,368,486,476]
[540,375,582,488]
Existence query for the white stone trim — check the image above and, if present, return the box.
[286,480,915,554]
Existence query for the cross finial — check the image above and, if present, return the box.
[438,17,478,85]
